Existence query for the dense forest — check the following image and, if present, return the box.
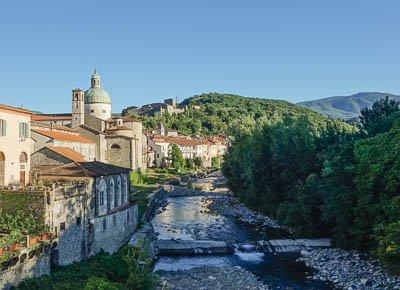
[222,96,400,273]
[139,93,352,136]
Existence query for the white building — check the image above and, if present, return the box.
[0,104,31,186]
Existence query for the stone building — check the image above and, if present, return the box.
[0,104,31,186]
[31,152,138,266]
[32,71,146,171]
[122,98,186,117]
[31,124,96,162]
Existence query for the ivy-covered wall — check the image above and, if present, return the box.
[0,191,47,247]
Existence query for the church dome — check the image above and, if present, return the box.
[84,70,111,104]
[84,87,111,104]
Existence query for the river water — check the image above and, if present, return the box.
[152,195,336,289]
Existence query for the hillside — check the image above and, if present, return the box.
[139,93,353,136]
[297,92,400,120]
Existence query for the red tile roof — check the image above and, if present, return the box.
[45,147,86,162]
[0,104,32,115]
[32,114,72,121]
[32,129,95,144]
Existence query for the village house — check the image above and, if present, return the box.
[147,133,226,168]
[0,104,31,186]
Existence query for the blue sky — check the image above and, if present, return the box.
[0,1,399,113]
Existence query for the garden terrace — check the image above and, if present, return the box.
[0,190,48,255]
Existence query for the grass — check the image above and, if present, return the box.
[129,168,181,223]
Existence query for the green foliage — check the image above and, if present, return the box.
[211,156,221,169]
[360,96,400,136]
[223,97,400,271]
[123,241,156,290]
[130,171,146,186]
[84,277,123,290]
[18,243,157,290]
[170,144,184,172]
[139,93,348,136]
[0,192,47,247]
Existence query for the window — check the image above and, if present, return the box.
[91,110,94,113]
[0,119,6,136]
[110,144,121,149]
[99,190,105,206]
[19,122,29,138]
[76,217,82,226]
[102,110,106,113]
[60,222,66,231]
[127,211,130,222]
[113,215,116,226]
[102,219,107,231]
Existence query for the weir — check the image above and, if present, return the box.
[155,238,331,256]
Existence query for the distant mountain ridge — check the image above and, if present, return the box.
[297,92,400,120]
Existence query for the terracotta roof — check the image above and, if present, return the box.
[0,104,32,115]
[34,161,130,177]
[31,122,74,132]
[45,147,86,162]
[154,136,207,146]
[32,129,95,144]
[32,114,72,121]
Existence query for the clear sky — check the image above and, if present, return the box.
[0,1,399,113]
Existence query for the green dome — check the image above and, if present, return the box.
[84,87,111,104]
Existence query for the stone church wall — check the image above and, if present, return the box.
[31,148,72,167]
[106,137,132,169]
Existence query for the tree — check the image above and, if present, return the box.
[193,157,202,168]
[169,144,184,171]
[211,156,221,169]
[360,96,400,135]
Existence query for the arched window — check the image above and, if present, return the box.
[97,178,107,210]
[108,178,115,210]
[19,152,27,163]
[116,176,122,206]
[121,174,128,204]
[110,143,121,149]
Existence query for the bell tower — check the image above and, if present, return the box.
[72,88,85,128]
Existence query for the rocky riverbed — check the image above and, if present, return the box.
[207,195,293,234]
[159,266,269,290]
[298,248,400,290]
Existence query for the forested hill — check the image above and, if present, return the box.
[298,92,400,120]
[140,93,353,136]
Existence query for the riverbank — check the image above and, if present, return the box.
[298,248,400,290]
[147,172,400,289]
[159,266,269,290]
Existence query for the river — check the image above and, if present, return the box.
[152,195,336,289]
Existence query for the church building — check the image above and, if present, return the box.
[32,71,146,171]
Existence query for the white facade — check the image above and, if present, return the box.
[0,105,31,186]
[85,103,112,121]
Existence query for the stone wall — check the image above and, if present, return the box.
[106,137,132,169]
[0,246,51,290]
[31,148,73,167]
[90,204,138,255]
[48,185,89,266]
